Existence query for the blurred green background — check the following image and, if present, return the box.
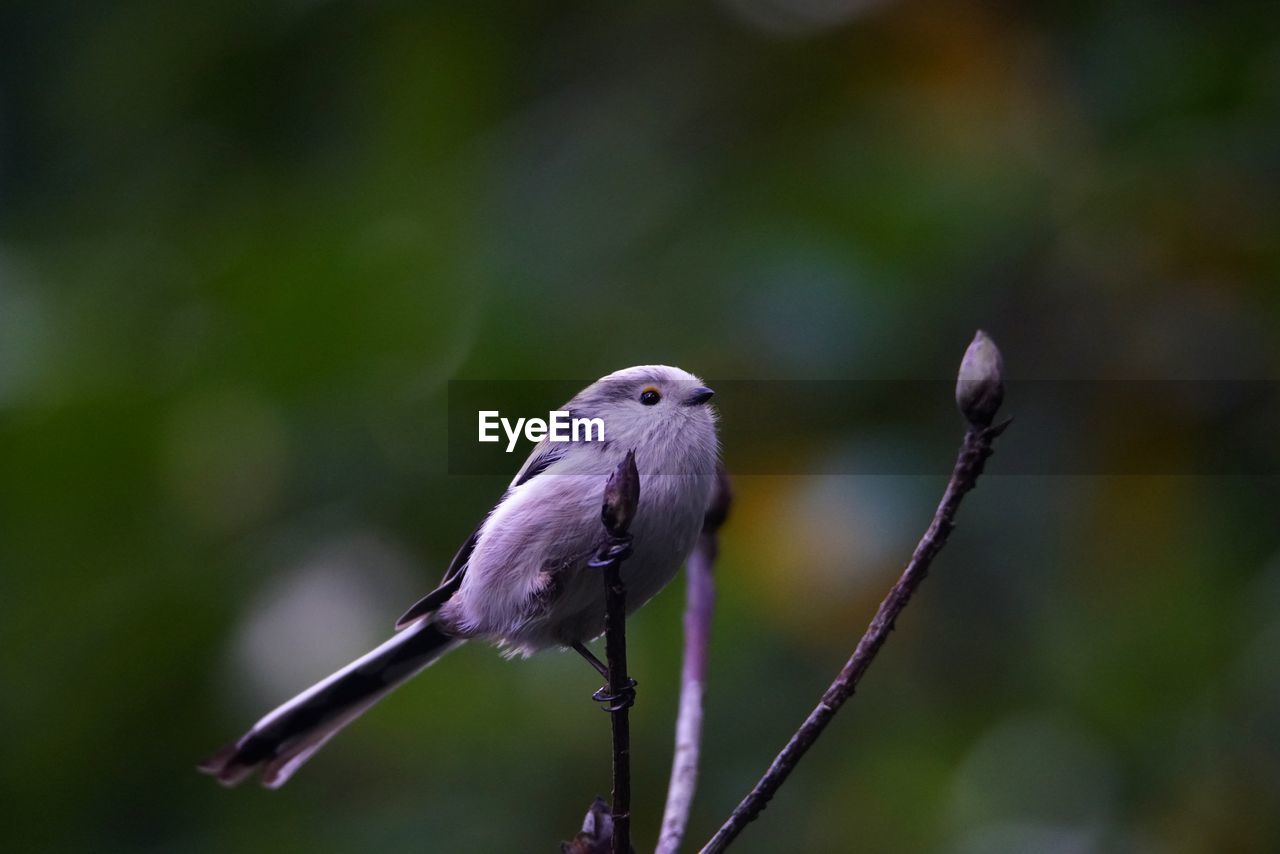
[3,1,1279,851]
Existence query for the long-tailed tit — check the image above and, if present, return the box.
[200,365,719,787]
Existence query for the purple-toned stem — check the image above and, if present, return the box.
[657,469,731,854]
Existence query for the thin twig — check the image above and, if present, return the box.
[589,451,641,854]
[657,468,731,854]
[602,556,631,854]
[700,331,1009,853]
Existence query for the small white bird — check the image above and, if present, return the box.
[200,365,719,787]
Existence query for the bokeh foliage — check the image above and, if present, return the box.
[2,1,1278,851]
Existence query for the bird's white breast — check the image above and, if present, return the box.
[442,451,715,655]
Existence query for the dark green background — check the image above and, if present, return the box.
[3,2,1278,851]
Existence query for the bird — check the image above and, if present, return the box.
[199,365,720,788]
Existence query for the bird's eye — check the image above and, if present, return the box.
[639,387,661,406]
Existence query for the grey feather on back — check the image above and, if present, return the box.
[512,441,566,487]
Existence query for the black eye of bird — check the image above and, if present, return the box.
[640,387,661,406]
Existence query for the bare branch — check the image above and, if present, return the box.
[700,331,1010,853]
[590,450,641,854]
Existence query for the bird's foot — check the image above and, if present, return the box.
[587,535,633,569]
[592,678,637,712]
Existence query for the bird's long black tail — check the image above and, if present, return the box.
[199,619,460,788]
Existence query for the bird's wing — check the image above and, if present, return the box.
[393,527,479,629]
[509,438,566,488]
[393,440,568,630]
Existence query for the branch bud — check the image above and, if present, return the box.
[956,330,1005,427]
[601,450,640,536]
[561,797,614,854]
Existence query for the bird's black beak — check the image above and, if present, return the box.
[683,386,715,406]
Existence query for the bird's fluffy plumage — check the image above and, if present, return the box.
[200,365,719,786]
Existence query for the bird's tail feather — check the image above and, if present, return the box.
[199,619,460,788]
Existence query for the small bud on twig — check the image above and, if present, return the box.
[702,337,1012,853]
[956,330,1005,428]
[601,450,640,537]
[561,797,615,854]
